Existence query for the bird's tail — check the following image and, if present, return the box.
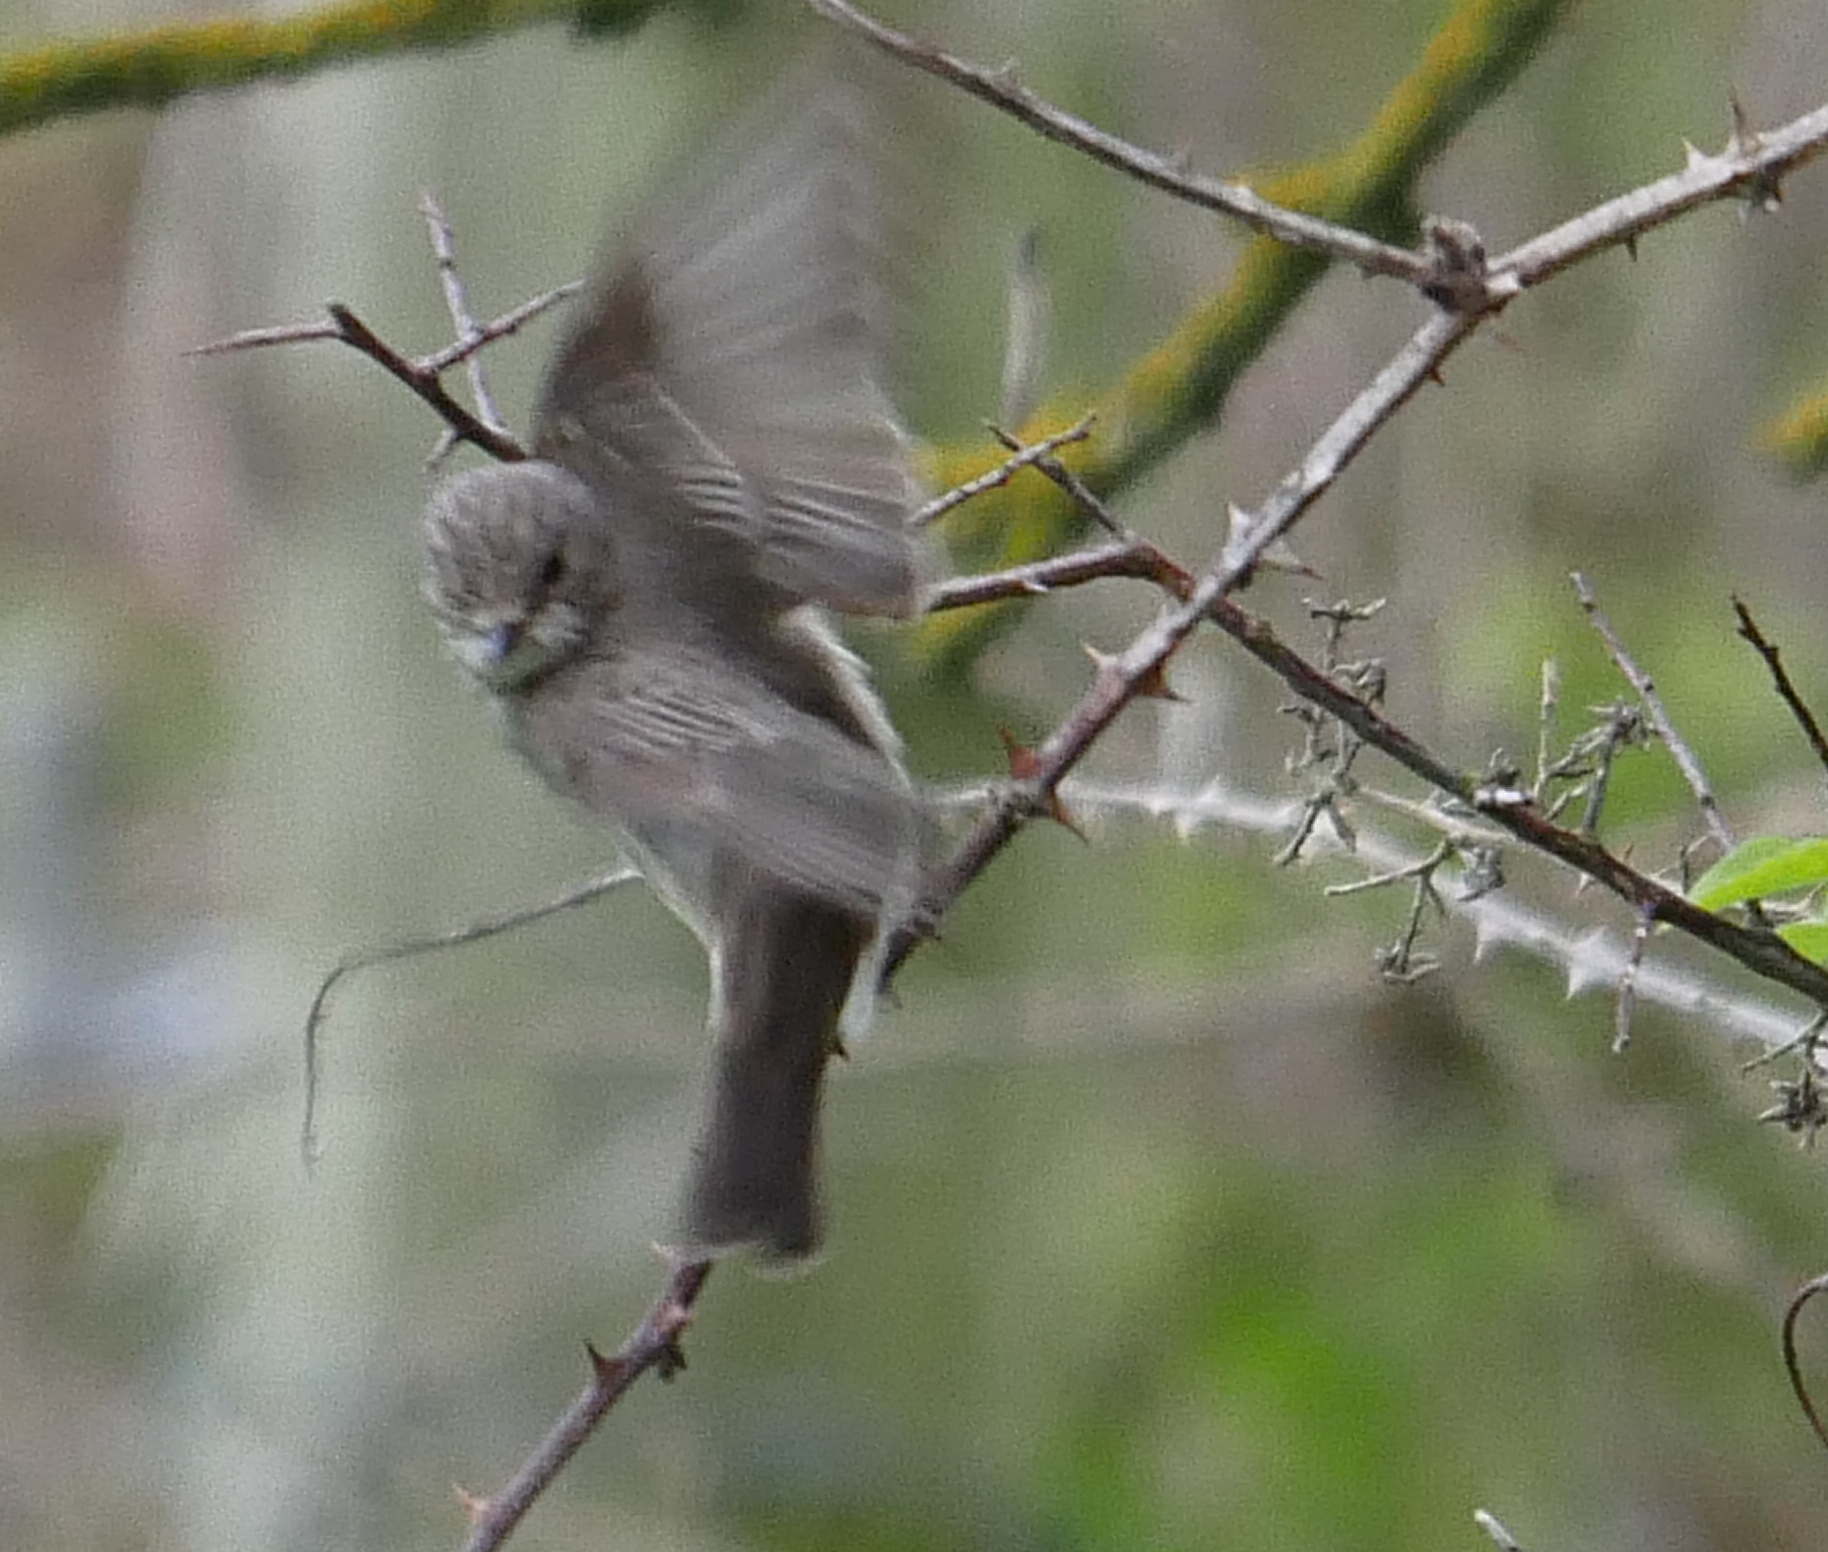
[682,888,871,1263]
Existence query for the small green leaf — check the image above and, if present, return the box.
[1779,921,1828,966]
[1690,836,1828,911]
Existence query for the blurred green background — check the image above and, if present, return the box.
[6,0,1828,1548]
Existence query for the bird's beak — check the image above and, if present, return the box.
[485,620,522,666]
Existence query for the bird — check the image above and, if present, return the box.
[419,80,923,1264]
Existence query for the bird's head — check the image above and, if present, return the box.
[421,460,615,691]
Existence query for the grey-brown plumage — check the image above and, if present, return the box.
[420,85,921,1262]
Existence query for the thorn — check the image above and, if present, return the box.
[1133,660,1184,701]
[998,728,1042,781]
[995,731,1084,837]
[1473,1509,1524,1552]
[1082,642,1123,682]
[1563,928,1615,998]
[1043,788,1088,841]
[456,1485,493,1525]
[585,1340,620,1383]
[1226,504,1319,578]
[1225,502,1252,539]
[1682,138,1711,173]
[1084,642,1182,700]
[1624,233,1638,262]
[1726,91,1756,158]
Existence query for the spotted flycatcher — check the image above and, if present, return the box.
[420,86,921,1262]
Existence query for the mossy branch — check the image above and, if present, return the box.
[1759,388,1828,478]
[0,0,668,138]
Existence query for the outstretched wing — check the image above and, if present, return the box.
[534,81,920,620]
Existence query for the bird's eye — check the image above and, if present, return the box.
[536,548,566,594]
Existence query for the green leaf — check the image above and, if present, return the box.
[1689,836,1828,911]
[1779,920,1828,966]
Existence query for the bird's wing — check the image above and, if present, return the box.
[533,81,920,620]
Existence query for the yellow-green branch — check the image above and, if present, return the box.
[0,0,664,137]
[1759,387,1828,478]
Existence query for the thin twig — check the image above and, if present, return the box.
[986,421,1130,540]
[340,303,528,458]
[1614,902,1654,1052]
[805,0,1439,288]
[301,866,640,1165]
[1532,659,1561,802]
[1493,104,1828,294]
[1744,1010,1827,1073]
[420,279,585,376]
[1733,595,1828,786]
[193,268,586,465]
[421,192,508,436]
[1324,841,1451,897]
[1196,594,1828,1007]
[1757,1063,1828,1145]
[909,415,1095,529]
[922,539,1179,611]
[459,1256,714,1552]
[188,318,346,353]
[1573,571,1735,852]
[1579,704,1644,837]
[1326,839,1449,982]
[813,7,1828,315]
[1782,1273,1828,1455]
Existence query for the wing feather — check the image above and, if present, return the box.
[533,80,920,620]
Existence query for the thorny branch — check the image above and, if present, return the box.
[198,302,529,462]
[193,261,583,464]
[810,1,1828,315]
[922,538,1178,610]
[1191,592,1828,1007]
[209,38,1828,1552]
[878,89,1828,987]
[806,0,1441,289]
[883,304,1483,978]
[458,1256,714,1552]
